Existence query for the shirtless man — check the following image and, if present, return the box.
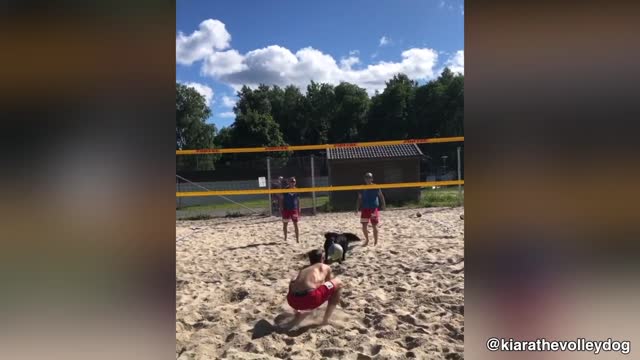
[287,249,343,325]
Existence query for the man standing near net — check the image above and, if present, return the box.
[279,177,301,243]
[356,172,386,246]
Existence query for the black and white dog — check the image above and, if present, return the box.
[323,232,362,264]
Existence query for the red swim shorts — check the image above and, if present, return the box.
[281,209,299,223]
[287,281,336,311]
[360,208,380,224]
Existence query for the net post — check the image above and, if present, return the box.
[267,156,272,216]
[177,176,181,209]
[457,146,462,206]
[310,154,316,215]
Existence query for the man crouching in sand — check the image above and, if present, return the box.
[287,249,343,325]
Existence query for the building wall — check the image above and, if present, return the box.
[328,158,421,211]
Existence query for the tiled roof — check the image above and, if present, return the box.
[326,144,423,160]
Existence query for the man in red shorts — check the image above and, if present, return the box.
[355,172,386,246]
[279,177,300,243]
[287,249,343,325]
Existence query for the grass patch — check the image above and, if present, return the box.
[181,214,214,221]
[179,198,270,212]
[177,187,463,215]
[178,195,329,212]
[421,187,463,207]
[318,200,333,212]
[385,201,420,209]
[224,211,243,218]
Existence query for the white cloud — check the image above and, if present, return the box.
[176,19,231,65]
[202,49,248,77]
[339,56,360,70]
[444,50,464,74]
[221,95,237,108]
[379,36,390,47]
[344,48,439,89]
[181,81,214,105]
[349,50,360,56]
[460,5,464,15]
[179,20,447,95]
[218,111,235,118]
[440,1,457,12]
[201,43,439,95]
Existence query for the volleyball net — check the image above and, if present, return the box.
[176,137,464,219]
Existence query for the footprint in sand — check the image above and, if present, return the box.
[176,208,463,359]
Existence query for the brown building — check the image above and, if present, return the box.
[326,144,424,211]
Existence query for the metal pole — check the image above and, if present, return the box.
[267,157,272,216]
[177,176,182,209]
[457,146,462,206]
[310,155,316,215]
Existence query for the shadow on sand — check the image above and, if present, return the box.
[251,312,323,340]
[225,242,280,251]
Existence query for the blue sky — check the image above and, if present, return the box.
[177,0,464,129]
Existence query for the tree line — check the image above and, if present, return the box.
[177,68,463,170]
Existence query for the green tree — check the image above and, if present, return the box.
[330,82,370,143]
[441,71,464,136]
[235,85,272,115]
[201,72,463,171]
[232,110,286,148]
[365,74,417,140]
[267,85,285,132]
[220,84,287,149]
[176,83,218,170]
[413,68,463,138]
[271,85,306,145]
[303,81,335,145]
[216,85,290,165]
[215,126,234,148]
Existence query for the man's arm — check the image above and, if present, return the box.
[356,193,362,213]
[324,265,333,281]
[279,194,284,213]
[379,190,386,210]
[289,273,296,291]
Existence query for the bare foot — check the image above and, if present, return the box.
[362,241,369,247]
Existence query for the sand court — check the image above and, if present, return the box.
[177,207,464,359]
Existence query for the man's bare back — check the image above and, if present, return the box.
[286,249,342,325]
[289,263,332,293]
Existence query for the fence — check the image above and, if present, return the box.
[176,137,464,220]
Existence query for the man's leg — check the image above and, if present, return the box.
[293,221,299,243]
[290,310,311,327]
[372,209,380,245]
[283,221,288,241]
[361,223,369,245]
[372,223,379,246]
[360,211,369,246]
[323,278,343,325]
